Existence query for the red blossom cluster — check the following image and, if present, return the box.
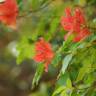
[0,0,18,29]
[33,8,91,72]
[61,7,90,42]
[34,38,54,72]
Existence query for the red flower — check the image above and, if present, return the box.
[34,38,54,72]
[61,7,74,32]
[61,7,90,42]
[73,28,90,42]
[0,0,18,29]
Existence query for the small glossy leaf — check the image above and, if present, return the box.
[32,63,44,88]
[16,36,35,64]
[66,78,72,88]
[52,53,61,67]
[52,86,66,96]
[60,90,68,96]
[61,54,73,74]
[45,18,59,40]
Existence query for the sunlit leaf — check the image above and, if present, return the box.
[61,54,73,74]
[52,86,66,96]
[32,63,44,88]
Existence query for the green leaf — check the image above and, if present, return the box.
[30,0,46,10]
[17,0,23,10]
[60,90,68,96]
[32,63,44,88]
[50,18,59,33]
[16,36,35,64]
[76,67,86,82]
[90,34,96,42]
[61,54,73,74]
[52,38,73,67]
[78,0,87,6]
[52,86,66,96]
[52,53,62,67]
[31,0,40,9]
[16,44,35,64]
[56,73,69,87]
[45,18,59,40]
[66,78,72,88]
[53,78,73,96]
[66,78,73,96]
[76,59,92,82]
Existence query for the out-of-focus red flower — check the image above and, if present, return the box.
[34,38,54,72]
[0,0,18,29]
[61,7,74,32]
[73,28,90,42]
[61,7,90,42]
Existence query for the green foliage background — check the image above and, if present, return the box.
[0,0,96,96]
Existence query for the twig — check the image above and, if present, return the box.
[18,0,56,18]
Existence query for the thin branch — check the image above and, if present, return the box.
[18,0,56,19]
